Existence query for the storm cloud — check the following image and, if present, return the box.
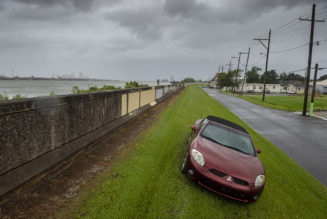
[10,0,97,11]
[0,0,326,80]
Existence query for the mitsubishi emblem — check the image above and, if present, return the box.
[226,176,232,182]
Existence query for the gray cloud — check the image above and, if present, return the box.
[164,0,315,23]
[164,0,208,18]
[0,0,326,81]
[10,0,98,12]
[107,7,165,40]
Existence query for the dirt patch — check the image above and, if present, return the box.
[0,91,182,219]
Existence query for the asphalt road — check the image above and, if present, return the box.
[204,88,327,186]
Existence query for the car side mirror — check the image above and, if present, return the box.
[191,125,197,131]
[256,148,261,154]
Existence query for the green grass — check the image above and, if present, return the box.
[64,86,327,218]
[232,94,327,112]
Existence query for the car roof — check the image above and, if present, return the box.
[206,116,249,134]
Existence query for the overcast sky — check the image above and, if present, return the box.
[0,0,326,81]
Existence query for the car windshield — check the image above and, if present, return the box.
[201,123,255,156]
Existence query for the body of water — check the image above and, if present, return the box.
[0,80,169,99]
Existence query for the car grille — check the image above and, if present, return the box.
[209,169,226,177]
[200,178,247,200]
[233,177,249,186]
[209,169,249,186]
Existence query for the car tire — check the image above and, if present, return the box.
[181,152,188,174]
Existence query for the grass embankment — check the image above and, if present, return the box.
[235,94,327,112]
[65,86,327,218]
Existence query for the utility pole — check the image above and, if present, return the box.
[254,29,271,101]
[300,4,324,116]
[241,47,251,94]
[235,55,240,92]
[309,63,318,116]
[310,64,326,116]
[229,60,232,72]
[216,65,221,89]
[231,56,238,91]
[225,60,232,72]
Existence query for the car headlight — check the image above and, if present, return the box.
[255,175,265,187]
[191,149,205,166]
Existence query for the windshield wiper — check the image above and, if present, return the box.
[201,135,222,145]
[201,135,252,155]
[227,146,247,154]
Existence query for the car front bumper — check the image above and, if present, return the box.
[185,155,264,203]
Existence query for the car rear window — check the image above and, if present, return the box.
[201,123,255,156]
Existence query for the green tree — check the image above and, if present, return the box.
[279,72,288,84]
[217,71,237,89]
[288,72,305,82]
[181,77,196,83]
[260,69,278,84]
[125,81,148,89]
[319,74,327,81]
[246,66,261,83]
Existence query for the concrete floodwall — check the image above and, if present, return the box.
[0,84,182,197]
[0,92,122,176]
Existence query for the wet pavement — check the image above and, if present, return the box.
[204,88,327,186]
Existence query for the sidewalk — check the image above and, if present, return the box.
[294,111,327,120]
[313,111,327,120]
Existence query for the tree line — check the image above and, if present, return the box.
[216,66,327,89]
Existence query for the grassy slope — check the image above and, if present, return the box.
[235,94,327,112]
[67,86,327,218]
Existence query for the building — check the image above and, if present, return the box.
[230,83,312,94]
[209,73,219,88]
[235,83,282,93]
[287,84,312,94]
[316,79,327,94]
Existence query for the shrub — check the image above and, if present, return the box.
[0,94,9,101]
[12,94,26,100]
[125,81,148,89]
[49,91,56,96]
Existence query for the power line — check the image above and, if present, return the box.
[271,42,308,54]
[283,68,307,74]
[273,20,302,35]
[248,56,265,66]
[273,24,309,38]
[272,19,299,32]
[271,7,313,33]
[281,66,326,75]
[270,4,325,35]
[271,38,327,54]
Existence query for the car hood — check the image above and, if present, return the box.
[194,136,264,183]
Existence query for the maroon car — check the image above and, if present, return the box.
[181,116,265,203]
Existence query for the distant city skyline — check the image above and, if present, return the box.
[0,0,326,81]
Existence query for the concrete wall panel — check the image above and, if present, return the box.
[128,92,140,113]
[121,94,127,116]
[140,88,155,107]
[156,88,163,99]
